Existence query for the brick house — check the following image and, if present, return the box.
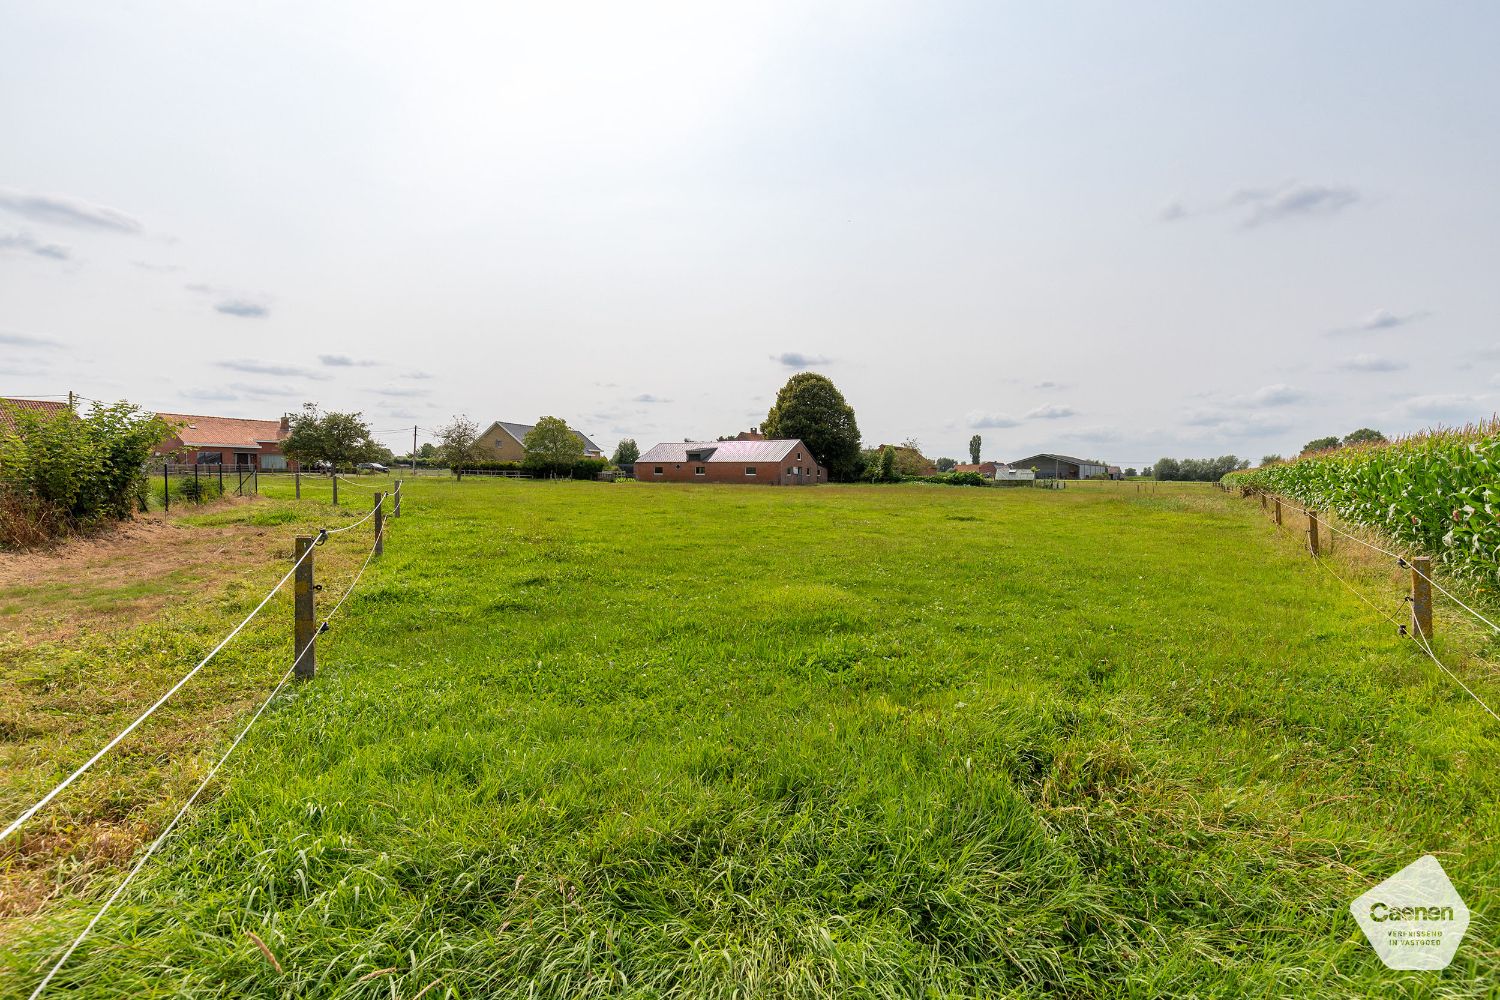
[0,397,74,432]
[153,412,297,469]
[635,439,826,485]
[474,420,603,463]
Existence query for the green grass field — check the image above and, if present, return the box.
[1,479,1496,997]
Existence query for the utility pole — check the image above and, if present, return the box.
[412,425,418,473]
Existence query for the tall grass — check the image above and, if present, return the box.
[2,480,1495,997]
[1225,420,1500,584]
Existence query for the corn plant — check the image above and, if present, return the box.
[1224,420,1500,585]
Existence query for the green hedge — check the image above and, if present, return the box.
[457,458,610,480]
[1223,425,1500,584]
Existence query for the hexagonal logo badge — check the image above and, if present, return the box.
[1350,855,1469,970]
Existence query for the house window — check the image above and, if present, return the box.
[653,466,663,475]
[745,466,756,476]
[695,466,706,476]
[196,451,222,464]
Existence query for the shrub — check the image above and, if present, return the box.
[0,401,170,547]
[925,471,989,487]
[1223,421,1500,584]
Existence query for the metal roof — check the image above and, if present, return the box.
[637,439,806,464]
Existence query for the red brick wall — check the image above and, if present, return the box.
[636,454,826,485]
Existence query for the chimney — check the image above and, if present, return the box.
[279,414,290,435]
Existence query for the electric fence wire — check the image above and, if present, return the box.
[24,520,390,999]
[321,491,385,535]
[1259,496,1500,724]
[0,540,316,846]
[1410,608,1500,725]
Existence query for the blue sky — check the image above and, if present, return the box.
[2,1,1497,465]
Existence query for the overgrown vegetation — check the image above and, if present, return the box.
[0,401,168,548]
[1226,421,1500,584]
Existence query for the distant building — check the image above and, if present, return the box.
[1009,453,1111,480]
[0,397,74,433]
[952,461,1004,478]
[723,427,766,441]
[636,439,825,485]
[154,412,297,469]
[474,420,603,462]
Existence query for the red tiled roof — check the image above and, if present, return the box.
[156,412,287,450]
[0,397,73,433]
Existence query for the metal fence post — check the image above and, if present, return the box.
[219,464,224,496]
[293,536,316,680]
[194,464,201,503]
[1306,509,1320,556]
[1411,556,1433,640]
[163,465,170,512]
[373,492,385,556]
[295,470,301,499]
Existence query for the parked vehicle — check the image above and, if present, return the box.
[357,462,390,474]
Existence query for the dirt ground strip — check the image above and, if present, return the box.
[0,501,282,645]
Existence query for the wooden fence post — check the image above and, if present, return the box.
[373,492,385,556]
[393,480,402,518]
[1306,509,1320,556]
[1273,498,1282,526]
[1411,555,1433,640]
[293,535,316,680]
[1260,494,1267,511]
[295,470,301,499]
[332,474,339,506]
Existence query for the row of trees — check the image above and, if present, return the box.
[1152,455,1250,482]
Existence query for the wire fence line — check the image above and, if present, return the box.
[1250,492,1499,723]
[23,517,393,999]
[0,539,315,847]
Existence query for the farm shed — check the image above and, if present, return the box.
[635,439,825,485]
[1009,453,1111,480]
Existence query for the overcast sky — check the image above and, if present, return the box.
[2,2,1497,465]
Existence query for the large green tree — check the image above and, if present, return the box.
[612,438,640,465]
[1302,436,1340,454]
[282,403,380,473]
[524,416,584,475]
[968,434,981,464]
[761,372,862,481]
[1342,427,1387,447]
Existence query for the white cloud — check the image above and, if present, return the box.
[0,186,144,234]
[1238,383,1304,407]
[966,410,1020,428]
[1339,353,1406,373]
[1026,403,1076,420]
[773,352,830,368]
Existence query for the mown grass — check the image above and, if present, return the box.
[1,479,1496,998]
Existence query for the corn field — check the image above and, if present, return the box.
[1223,421,1500,585]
